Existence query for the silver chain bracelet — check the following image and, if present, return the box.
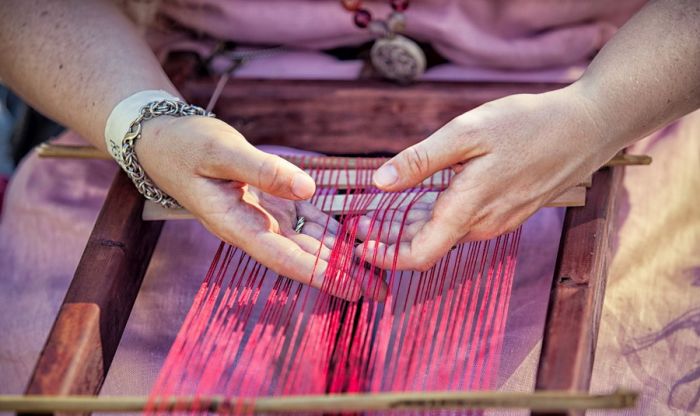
[115,99,214,209]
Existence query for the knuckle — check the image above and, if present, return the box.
[499,219,520,236]
[412,252,437,272]
[481,208,526,238]
[468,229,492,241]
[258,155,286,193]
[224,126,247,144]
[470,220,504,241]
[402,145,431,179]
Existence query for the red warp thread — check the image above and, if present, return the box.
[147,157,522,415]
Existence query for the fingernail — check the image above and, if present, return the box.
[374,164,399,187]
[364,240,381,252]
[291,172,315,199]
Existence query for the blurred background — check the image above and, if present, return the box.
[0,84,64,211]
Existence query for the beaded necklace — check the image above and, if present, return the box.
[341,0,426,83]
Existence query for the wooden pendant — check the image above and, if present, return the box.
[371,34,426,83]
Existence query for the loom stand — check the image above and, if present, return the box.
[22,77,626,415]
[23,172,163,409]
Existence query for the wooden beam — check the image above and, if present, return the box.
[533,166,624,416]
[307,169,592,189]
[0,390,637,413]
[141,187,587,221]
[37,144,651,170]
[24,172,163,405]
[181,79,568,154]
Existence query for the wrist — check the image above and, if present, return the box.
[104,90,180,165]
[563,80,633,153]
[104,91,213,208]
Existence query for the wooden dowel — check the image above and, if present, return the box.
[0,390,637,413]
[604,153,652,166]
[37,143,110,159]
[142,187,586,221]
[36,143,651,168]
[310,169,592,189]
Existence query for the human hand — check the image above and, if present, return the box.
[135,116,384,300]
[357,86,621,271]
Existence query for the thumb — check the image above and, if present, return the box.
[373,128,469,191]
[208,139,316,200]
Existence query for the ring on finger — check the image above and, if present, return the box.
[294,216,306,233]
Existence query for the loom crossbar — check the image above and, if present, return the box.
[141,187,588,221]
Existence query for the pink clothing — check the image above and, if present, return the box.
[2,1,700,415]
[150,0,645,83]
[158,0,643,69]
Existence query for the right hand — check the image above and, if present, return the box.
[135,115,386,301]
[356,88,618,272]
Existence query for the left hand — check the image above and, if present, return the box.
[247,187,340,254]
[251,188,388,301]
[136,116,388,300]
[356,86,621,271]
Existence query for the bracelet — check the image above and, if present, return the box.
[105,91,214,208]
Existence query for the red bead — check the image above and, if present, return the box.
[390,0,409,12]
[353,9,372,28]
[341,0,362,11]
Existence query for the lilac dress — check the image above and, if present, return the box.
[2,1,699,415]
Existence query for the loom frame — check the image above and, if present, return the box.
[22,76,624,416]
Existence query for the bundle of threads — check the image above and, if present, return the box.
[147,156,522,415]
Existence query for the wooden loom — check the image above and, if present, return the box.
[10,75,650,415]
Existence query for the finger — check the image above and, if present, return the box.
[286,232,332,261]
[358,194,466,271]
[203,137,316,200]
[254,232,362,301]
[350,258,388,302]
[395,202,435,212]
[373,121,481,191]
[356,217,426,245]
[193,183,360,301]
[365,202,434,215]
[363,206,432,224]
[296,201,340,234]
[300,222,337,249]
[291,218,387,302]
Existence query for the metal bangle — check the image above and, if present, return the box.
[113,99,214,209]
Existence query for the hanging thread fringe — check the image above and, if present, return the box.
[148,157,522,415]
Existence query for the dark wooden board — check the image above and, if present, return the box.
[533,166,624,416]
[24,172,163,405]
[180,78,565,155]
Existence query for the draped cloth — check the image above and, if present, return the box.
[1,1,699,414]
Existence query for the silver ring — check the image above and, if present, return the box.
[294,216,306,233]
